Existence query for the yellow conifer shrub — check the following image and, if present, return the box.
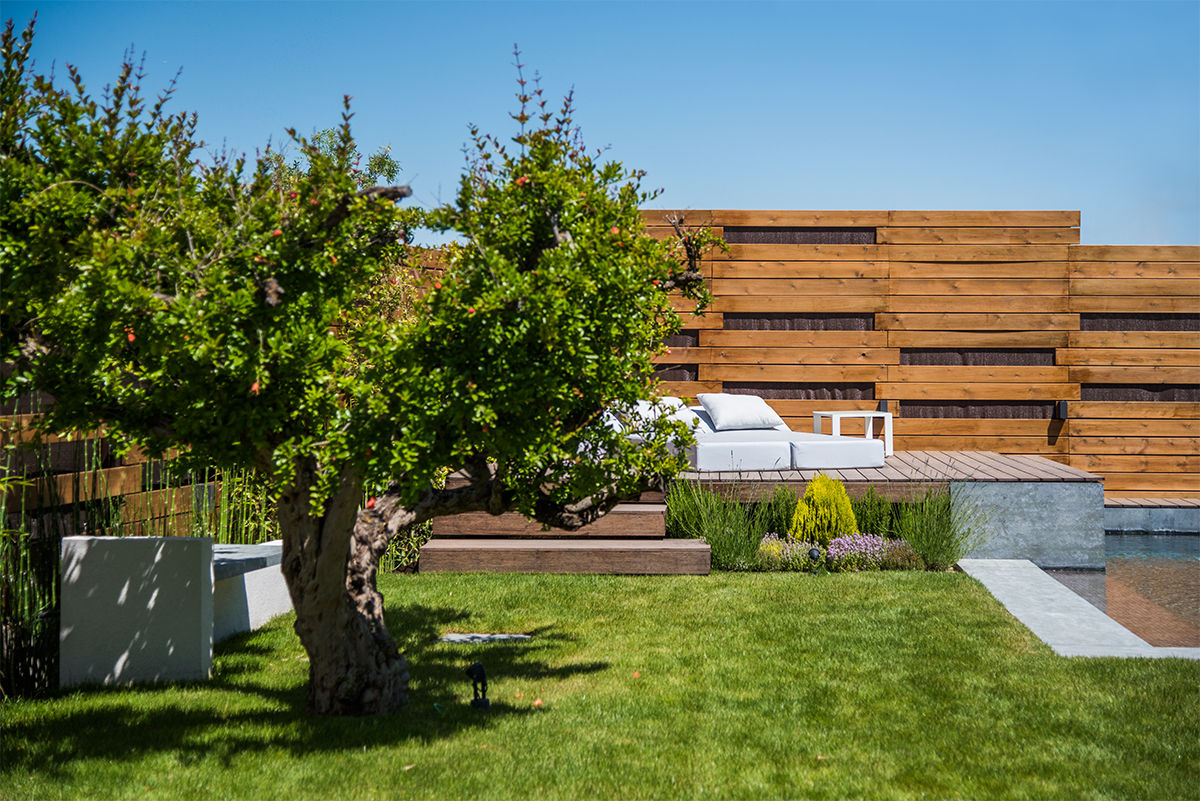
[787,473,858,545]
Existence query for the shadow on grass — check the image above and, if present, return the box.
[5,603,607,775]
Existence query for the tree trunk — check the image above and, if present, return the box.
[276,465,409,715]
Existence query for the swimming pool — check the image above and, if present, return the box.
[1049,534,1200,647]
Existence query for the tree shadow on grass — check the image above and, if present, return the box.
[3,603,608,776]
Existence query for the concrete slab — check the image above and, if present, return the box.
[959,558,1200,660]
[958,481,1104,568]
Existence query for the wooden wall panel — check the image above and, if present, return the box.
[650,211,1198,499]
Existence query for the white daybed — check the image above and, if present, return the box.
[625,394,885,472]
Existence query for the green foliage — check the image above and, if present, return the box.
[665,480,762,570]
[787,473,858,546]
[880,539,926,571]
[893,489,986,571]
[851,485,893,537]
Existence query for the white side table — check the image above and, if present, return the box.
[813,411,894,457]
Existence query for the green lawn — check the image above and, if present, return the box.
[3,571,1198,800]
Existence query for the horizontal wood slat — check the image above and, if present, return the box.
[713,295,888,313]
[889,261,1070,279]
[887,366,1069,383]
[721,244,884,261]
[887,211,1080,227]
[889,278,1066,296]
[1068,245,1200,261]
[1057,348,1200,366]
[876,313,1080,330]
[712,262,888,279]
[711,278,886,295]
[1070,402,1199,419]
[704,347,900,365]
[887,330,1070,347]
[877,227,1079,245]
[1070,278,1200,296]
[877,383,1079,400]
[1069,261,1200,279]
[1068,366,1200,384]
[1069,295,1200,313]
[887,296,1070,313]
[702,330,889,347]
[887,245,1071,263]
[1067,331,1200,349]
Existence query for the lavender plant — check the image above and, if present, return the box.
[825,533,888,573]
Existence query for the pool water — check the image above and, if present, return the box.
[1049,534,1200,647]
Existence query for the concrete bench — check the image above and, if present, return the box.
[60,536,292,687]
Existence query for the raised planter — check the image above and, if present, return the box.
[60,536,292,688]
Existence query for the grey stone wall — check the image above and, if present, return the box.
[954,481,1105,569]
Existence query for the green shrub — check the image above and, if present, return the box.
[893,488,985,571]
[666,480,762,570]
[880,539,926,571]
[748,485,798,539]
[852,486,893,538]
[787,473,857,546]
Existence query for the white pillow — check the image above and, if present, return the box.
[697,393,785,431]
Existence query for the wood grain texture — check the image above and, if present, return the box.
[1056,348,1200,366]
[1069,245,1200,262]
[712,261,888,279]
[699,364,887,382]
[876,313,1080,330]
[1069,295,1200,313]
[886,365,1069,383]
[877,227,1079,244]
[721,243,884,261]
[887,296,1069,313]
[1070,278,1200,296]
[1068,365,1200,384]
[889,278,1066,296]
[705,347,899,365]
[419,538,711,575]
[876,382,1079,400]
[702,330,888,348]
[713,295,888,313]
[887,330,1070,347]
[711,278,886,295]
[886,244,1071,263]
[1071,402,1200,419]
[1068,261,1200,279]
[1067,331,1200,349]
[889,261,1070,278]
[887,211,1080,227]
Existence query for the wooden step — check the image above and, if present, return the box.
[419,538,710,575]
[432,504,666,538]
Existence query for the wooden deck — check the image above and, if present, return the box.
[420,450,1104,574]
[679,449,1101,500]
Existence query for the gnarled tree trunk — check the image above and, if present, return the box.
[276,464,409,715]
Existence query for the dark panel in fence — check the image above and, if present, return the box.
[723,313,875,331]
[900,401,1056,419]
[724,382,875,400]
[900,348,1056,366]
[1081,384,1200,402]
[723,227,877,245]
[1079,313,1200,331]
[654,364,698,381]
[664,330,699,347]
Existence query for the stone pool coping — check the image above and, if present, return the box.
[959,558,1200,660]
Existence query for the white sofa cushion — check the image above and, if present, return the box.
[789,433,885,469]
[685,429,886,471]
[697,393,785,431]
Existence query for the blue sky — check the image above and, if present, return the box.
[8,0,1199,244]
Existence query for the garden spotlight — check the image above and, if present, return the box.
[465,661,490,710]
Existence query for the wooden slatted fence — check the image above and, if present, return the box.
[644,210,1199,499]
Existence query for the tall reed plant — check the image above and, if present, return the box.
[666,480,793,570]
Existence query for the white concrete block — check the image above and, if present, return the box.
[60,536,213,687]
[213,559,292,642]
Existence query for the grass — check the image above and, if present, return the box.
[3,571,1199,800]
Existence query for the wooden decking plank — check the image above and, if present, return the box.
[910,450,970,480]
[944,451,1018,481]
[420,537,711,575]
[985,452,1062,481]
[1008,453,1100,482]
